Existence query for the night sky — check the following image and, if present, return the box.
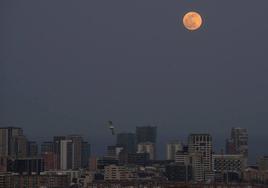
[1,0,268,161]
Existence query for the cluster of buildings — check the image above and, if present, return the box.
[0,127,90,188]
[0,126,267,187]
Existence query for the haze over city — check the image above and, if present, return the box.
[1,0,268,163]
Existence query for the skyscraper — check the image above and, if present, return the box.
[81,141,91,168]
[166,140,183,160]
[10,135,28,158]
[116,133,136,153]
[136,126,157,144]
[60,139,73,170]
[53,136,66,169]
[226,128,248,159]
[67,135,83,169]
[188,134,212,171]
[0,127,23,157]
[188,134,213,180]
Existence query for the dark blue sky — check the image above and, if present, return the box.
[1,0,268,161]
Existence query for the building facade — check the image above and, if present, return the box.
[137,142,156,160]
[166,140,183,160]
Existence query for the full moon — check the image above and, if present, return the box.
[183,12,203,31]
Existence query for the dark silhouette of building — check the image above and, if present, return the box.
[8,158,44,175]
[116,133,136,153]
[165,164,192,182]
[136,126,157,144]
[41,141,54,154]
[27,141,38,157]
[81,141,91,168]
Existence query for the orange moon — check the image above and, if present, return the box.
[183,12,203,31]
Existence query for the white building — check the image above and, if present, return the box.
[60,140,73,170]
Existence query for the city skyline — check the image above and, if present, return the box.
[1,1,268,160]
[2,0,268,186]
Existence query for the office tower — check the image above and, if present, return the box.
[27,141,38,157]
[53,136,66,169]
[166,140,183,160]
[226,128,248,159]
[81,142,91,168]
[0,127,23,156]
[60,140,73,170]
[137,142,155,160]
[41,141,54,154]
[67,135,83,169]
[257,156,268,171]
[116,133,136,153]
[136,126,157,144]
[11,135,28,158]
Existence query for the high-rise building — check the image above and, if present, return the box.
[67,135,83,169]
[136,126,157,144]
[188,134,213,182]
[137,142,155,160]
[116,133,136,153]
[226,128,248,159]
[11,135,28,158]
[188,134,212,171]
[53,136,66,169]
[60,140,73,170]
[81,141,91,168]
[27,141,38,157]
[0,127,23,157]
[41,141,54,154]
[166,140,183,160]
